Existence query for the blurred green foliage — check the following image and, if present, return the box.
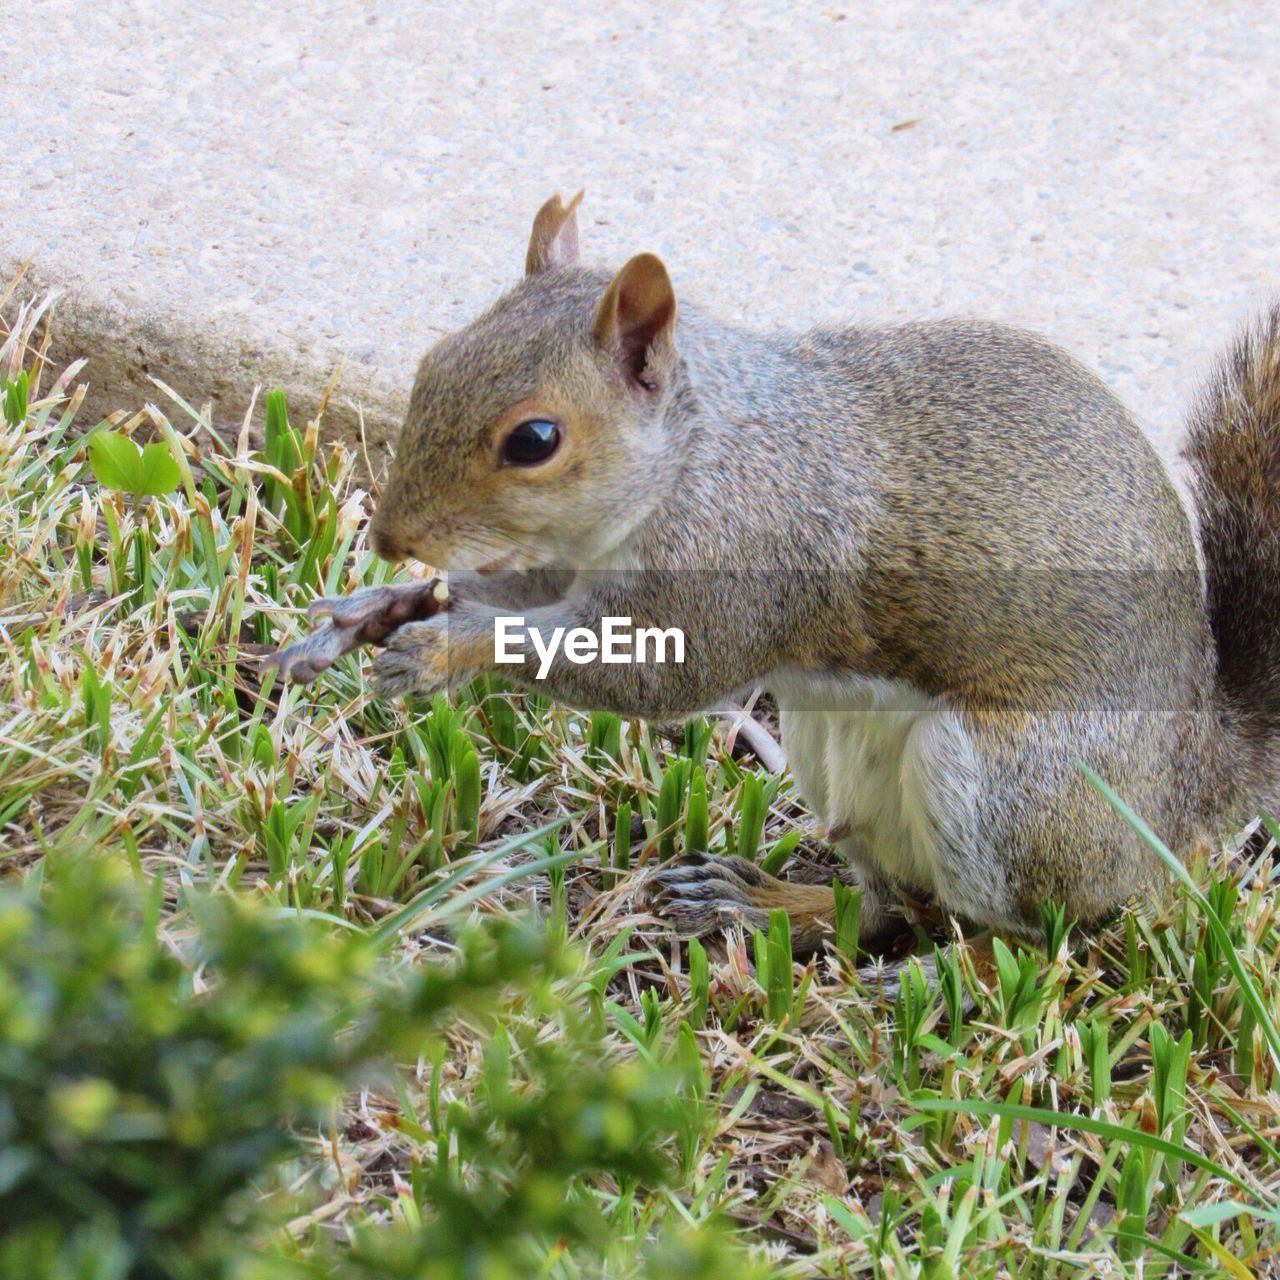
[0,858,762,1280]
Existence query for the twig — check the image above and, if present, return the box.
[720,694,786,773]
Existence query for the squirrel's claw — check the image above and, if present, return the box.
[368,651,427,699]
[369,615,453,699]
[649,852,774,937]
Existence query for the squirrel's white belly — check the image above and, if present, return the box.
[772,674,995,914]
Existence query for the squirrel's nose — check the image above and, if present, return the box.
[370,522,409,563]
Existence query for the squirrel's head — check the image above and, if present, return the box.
[370,192,681,572]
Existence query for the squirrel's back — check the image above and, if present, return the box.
[797,318,1196,569]
[685,318,1207,723]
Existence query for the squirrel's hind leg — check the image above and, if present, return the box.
[858,930,1003,1007]
[648,851,1010,1011]
[650,852,903,955]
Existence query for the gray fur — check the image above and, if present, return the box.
[350,201,1280,943]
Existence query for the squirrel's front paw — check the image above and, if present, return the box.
[370,616,451,698]
[370,610,491,698]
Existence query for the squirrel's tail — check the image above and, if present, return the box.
[1183,304,1280,801]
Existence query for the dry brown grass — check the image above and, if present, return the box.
[5,285,1280,1276]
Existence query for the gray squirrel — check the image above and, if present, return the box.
[273,192,1280,955]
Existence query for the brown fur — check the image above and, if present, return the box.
[364,195,1280,953]
[1183,304,1280,811]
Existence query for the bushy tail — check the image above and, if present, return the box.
[1183,305,1280,770]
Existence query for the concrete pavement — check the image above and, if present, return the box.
[4,1,1276,469]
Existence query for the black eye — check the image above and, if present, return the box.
[501,418,561,466]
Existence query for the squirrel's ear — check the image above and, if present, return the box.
[525,190,584,276]
[592,253,678,393]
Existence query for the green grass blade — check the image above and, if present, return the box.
[369,818,570,945]
[1079,763,1280,1076]
[912,1096,1268,1205]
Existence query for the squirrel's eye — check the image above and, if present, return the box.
[501,418,561,466]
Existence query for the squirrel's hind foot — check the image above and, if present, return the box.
[650,851,837,953]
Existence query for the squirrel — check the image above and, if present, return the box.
[277,191,1280,957]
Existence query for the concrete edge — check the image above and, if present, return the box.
[5,257,407,479]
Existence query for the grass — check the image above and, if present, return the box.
[4,285,1280,1276]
